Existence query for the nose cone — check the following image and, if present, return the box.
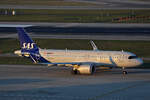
[137,58,143,66]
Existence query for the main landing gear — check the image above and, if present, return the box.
[122,67,128,75]
[71,69,78,75]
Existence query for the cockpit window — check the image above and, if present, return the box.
[128,56,138,59]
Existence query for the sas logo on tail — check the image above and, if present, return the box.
[22,43,35,49]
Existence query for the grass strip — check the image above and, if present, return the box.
[0,9,150,23]
[0,56,32,65]
[0,38,150,57]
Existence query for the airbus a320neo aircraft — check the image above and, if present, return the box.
[14,27,143,75]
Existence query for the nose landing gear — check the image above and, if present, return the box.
[123,70,128,75]
[122,67,128,75]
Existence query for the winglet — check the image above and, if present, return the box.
[90,41,98,51]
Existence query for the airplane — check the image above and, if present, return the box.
[14,27,143,75]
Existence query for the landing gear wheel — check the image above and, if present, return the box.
[123,71,128,75]
[71,69,78,75]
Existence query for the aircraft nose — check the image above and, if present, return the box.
[137,58,143,66]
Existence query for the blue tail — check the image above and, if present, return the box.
[17,27,39,53]
[16,27,49,63]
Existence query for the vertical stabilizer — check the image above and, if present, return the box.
[16,27,49,63]
[16,27,39,53]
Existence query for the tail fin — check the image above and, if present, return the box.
[17,27,38,53]
[16,27,49,63]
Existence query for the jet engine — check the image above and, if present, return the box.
[73,64,96,75]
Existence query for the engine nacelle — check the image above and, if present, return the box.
[76,64,96,75]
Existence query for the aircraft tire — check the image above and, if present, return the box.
[123,71,128,75]
[71,69,78,75]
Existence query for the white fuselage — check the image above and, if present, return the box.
[39,49,143,68]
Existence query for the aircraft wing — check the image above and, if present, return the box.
[39,62,81,65]
[39,62,114,67]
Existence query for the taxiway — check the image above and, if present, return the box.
[0,64,150,100]
[0,0,150,9]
